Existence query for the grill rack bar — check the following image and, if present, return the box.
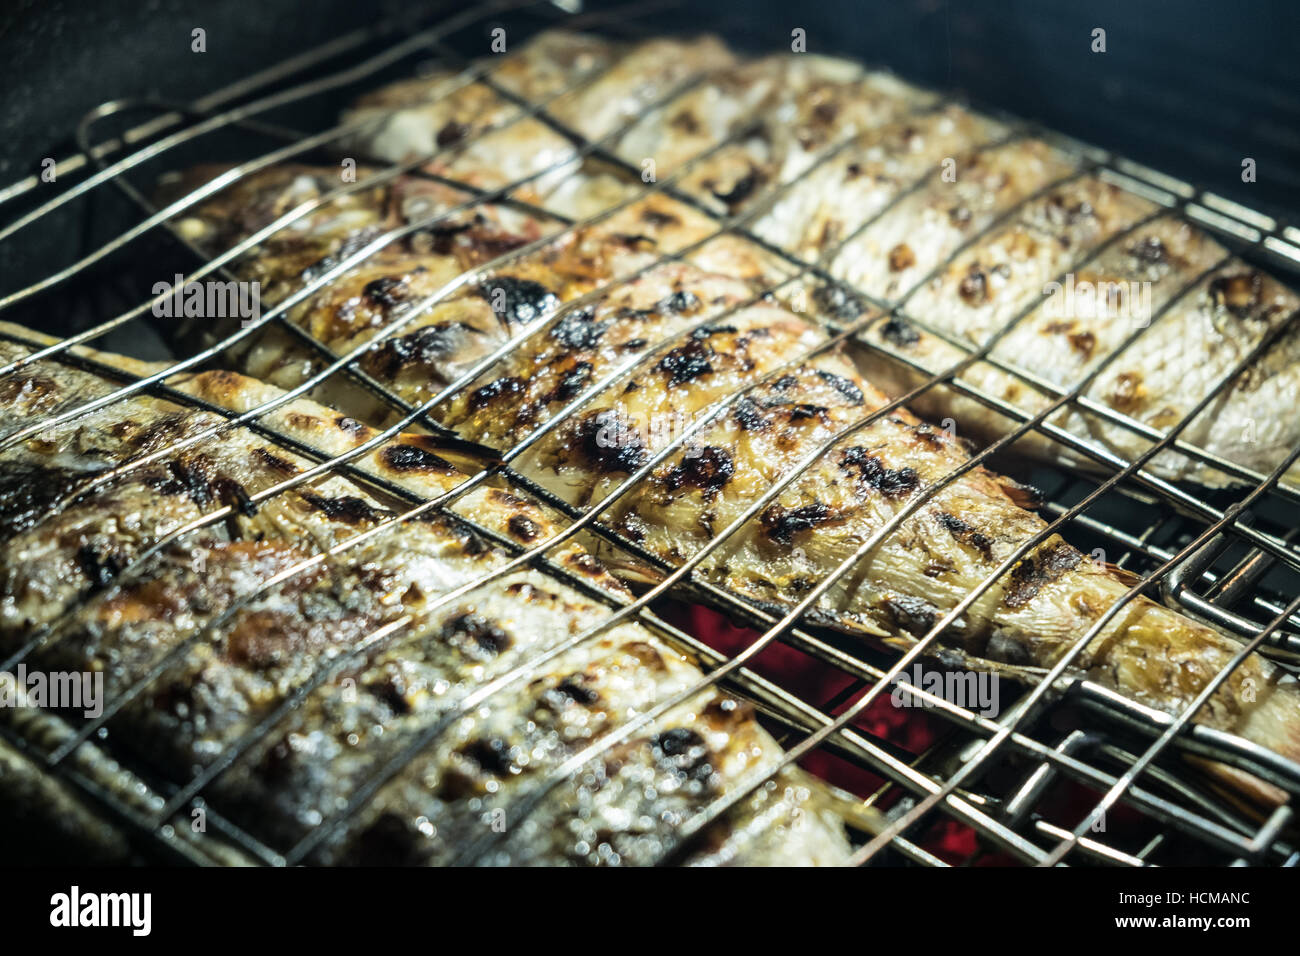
[0,1,1294,868]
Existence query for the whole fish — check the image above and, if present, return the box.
[0,326,851,865]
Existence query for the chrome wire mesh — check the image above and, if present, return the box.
[1,0,1298,867]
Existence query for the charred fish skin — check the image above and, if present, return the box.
[0,334,850,865]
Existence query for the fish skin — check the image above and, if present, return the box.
[164,30,1300,799]
[0,330,850,865]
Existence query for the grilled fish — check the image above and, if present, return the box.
[341,29,1300,491]
[0,327,851,865]
[163,31,1300,799]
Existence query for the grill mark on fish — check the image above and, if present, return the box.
[299,492,385,525]
[657,340,714,387]
[550,307,608,350]
[573,409,649,473]
[936,511,994,560]
[476,276,560,327]
[760,502,834,544]
[441,612,513,659]
[659,445,735,496]
[816,370,865,405]
[1003,542,1083,609]
[838,446,920,498]
[0,463,102,537]
[380,443,455,474]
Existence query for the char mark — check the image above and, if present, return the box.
[574,409,649,473]
[0,464,100,538]
[733,396,770,432]
[551,362,593,402]
[1004,541,1083,609]
[661,446,735,496]
[299,492,383,525]
[477,276,560,327]
[468,375,524,411]
[550,307,608,351]
[441,612,513,659]
[839,446,920,498]
[880,315,920,347]
[760,501,834,545]
[507,513,541,541]
[381,443,454,473]
[816,370,865,406]
[813,283,868,321]
[658,341,714,387]
[936,511,993,560]
[368,323,476,378]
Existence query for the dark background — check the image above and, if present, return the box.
[2,0,1297,213]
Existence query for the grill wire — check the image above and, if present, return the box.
[1,0,1299,867]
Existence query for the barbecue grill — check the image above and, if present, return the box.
[1,0,1298,868]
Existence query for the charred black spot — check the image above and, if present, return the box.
[1208,272,1263,318]
[353,812,424,866]
[366,673,411,716]
[546,675,601,708]
[574,409,648,473]
[641,207,681,228]
[1004,542,1082,609]
[441,612,513,659]
[651,727,713,782]
[76,545,124,590]
[881,594,939,635]
[507,513,541,542]
[839,446,920,498]
[0,464,101,538]
[958,264,989,306]
[253,447,298,476]
[362,276,407,309]
[881,315,920,347]
[566,551,604,577]
[658,289,701,314]
[552,362,593,402]
[760,502,833,545]
[550,307,607,350]
[460,737,516,775]
[477,276,559,327]
[936,511,993,560]
[1128,235,1167,265]
[712,170,759,209]
[813,283,868,320]
[784,403,829,422]
[213,477,257,517]
[661,446,735,495]
[816,370,865,406]
[381,443,454,473]
[772,374,799,391]
[690,324,737,341]
[436,120,469,148]
[468,376,524,411]
[368,322,476,378]
[733,396,770,431]
[658,341,714,387]
[300,493,381,525]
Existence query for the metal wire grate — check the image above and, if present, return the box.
[1,0,1298,867]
